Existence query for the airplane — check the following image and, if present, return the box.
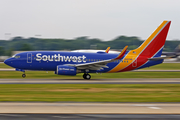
[162,44,180,57]
[4,21,172,79]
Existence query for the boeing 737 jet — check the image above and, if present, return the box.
[4,21,172,79]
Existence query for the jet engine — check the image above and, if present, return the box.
[56,65,76,76]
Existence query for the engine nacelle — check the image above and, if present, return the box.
[56,65,76,76]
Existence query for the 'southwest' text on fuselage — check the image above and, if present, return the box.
[36,53,86,62]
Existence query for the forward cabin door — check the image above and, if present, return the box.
[27,53,32,63]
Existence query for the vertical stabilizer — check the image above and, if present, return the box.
[108,21,171,73]
[133,21,171,57]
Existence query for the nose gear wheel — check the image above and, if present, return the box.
[22,74,26,78]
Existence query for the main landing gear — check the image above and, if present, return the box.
[22,72,26,78]
[83,73,91,80]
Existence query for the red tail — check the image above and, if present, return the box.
[132,21,171,57]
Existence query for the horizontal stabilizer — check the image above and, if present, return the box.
[148,55,176,60]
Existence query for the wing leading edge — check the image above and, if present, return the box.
[71,46,128,70]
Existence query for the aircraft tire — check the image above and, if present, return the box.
[83,73,91,80]
[85,74,91,80]
[83,74,86,79]
[22,74,26,78]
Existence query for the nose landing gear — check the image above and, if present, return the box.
[22,72,26,78]
[83,73,91,80]
[15,69,26,78]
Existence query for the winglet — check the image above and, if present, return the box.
[105,47,110,53]
[114,46,128,60]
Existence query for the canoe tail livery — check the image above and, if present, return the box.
[108,21,171,73]
[134,21,171,57]
[4,21,171,79]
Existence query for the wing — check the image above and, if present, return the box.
[68,46,128,70]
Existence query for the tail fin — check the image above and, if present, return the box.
[132,21,171,57]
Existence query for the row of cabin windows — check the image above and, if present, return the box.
[33,57,129,63]
[87,59,121,63]
[86,59,129,63]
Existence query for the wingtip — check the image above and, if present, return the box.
[105,47,110,53]
[114,46,128,60]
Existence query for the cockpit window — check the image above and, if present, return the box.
[15,56,20,58]
[12,55,20,58]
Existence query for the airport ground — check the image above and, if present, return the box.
[1,102,180,114]
[0,102,180,119]
[0,63,180,119]
[1,113,180,120]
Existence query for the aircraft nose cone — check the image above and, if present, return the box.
[4,59,8,65]
[4,58,12,66]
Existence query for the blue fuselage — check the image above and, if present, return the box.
[5,51,120,73]
[4,51,163,73]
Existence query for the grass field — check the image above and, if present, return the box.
[0,63,12,68]
[0,84,179,102]
[0,63,179,102]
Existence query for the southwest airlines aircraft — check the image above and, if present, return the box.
[4,21,172,79]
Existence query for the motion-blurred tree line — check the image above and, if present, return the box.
[0,36,179,56]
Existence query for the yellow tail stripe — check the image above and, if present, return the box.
[132,21,168,54]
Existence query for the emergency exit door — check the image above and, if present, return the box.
[27,53,32,63]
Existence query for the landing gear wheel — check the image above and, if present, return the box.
[83,73,91,80]
[83,74,86,79]
[22,74,26,78]
[86,74,91,80]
